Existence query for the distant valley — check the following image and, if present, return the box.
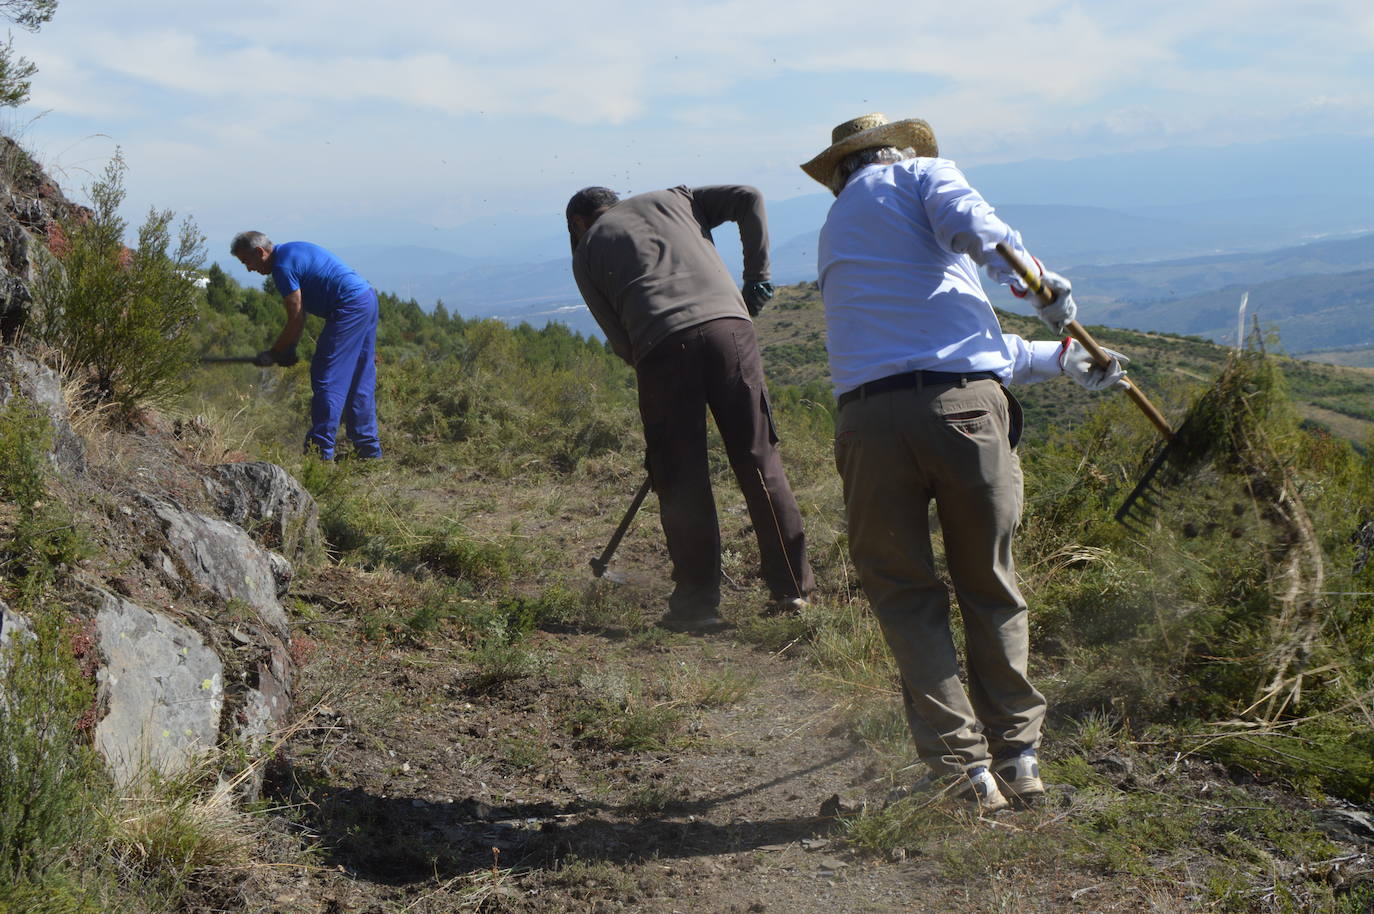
[308,135,1374,364]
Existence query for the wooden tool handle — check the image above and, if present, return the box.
[995,242,1174,441]
[590,475,653,576]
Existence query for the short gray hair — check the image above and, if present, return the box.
[830,146,918,195]
[230,230,272,257]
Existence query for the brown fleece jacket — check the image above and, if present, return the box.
[571,185,770,364]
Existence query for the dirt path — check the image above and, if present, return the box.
[237,595,1204,914]
[246,614,916,913]
[210,468,1374,914]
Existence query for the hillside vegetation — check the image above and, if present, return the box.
[759,281,1374,444]
[8,211,1374,910]
[161,267,1374,909]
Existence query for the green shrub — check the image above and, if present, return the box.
[403,524,517,586]
[569,671,685,751]
[0,610,102,885]
[0,1,57,109]
[0,399,101,892]
[32,150,206,415]
[462,638,544,694]
[0,404,85,601]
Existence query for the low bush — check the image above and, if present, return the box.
[0,402,102,898]
[32,150,206,417]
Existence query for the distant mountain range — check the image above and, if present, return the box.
[303,135,1374,357]
[1092,265,1374,354]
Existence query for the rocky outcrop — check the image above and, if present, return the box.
[0,348,85,475]
[142,495,293,635]
[0,598,30,670]
[0,135,85,342]
[91,589,224,787]
[0,143,307,792]
[230,623,294,762]
[205,461,323,563]
[87,586,295,792]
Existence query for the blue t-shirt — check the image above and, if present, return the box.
[271,242,371,318]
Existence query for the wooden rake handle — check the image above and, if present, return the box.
[994,241,1176,442]
[995,242,1174,441]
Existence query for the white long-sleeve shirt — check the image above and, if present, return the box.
[817,157,1060,397]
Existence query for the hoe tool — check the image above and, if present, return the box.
[200,355,261,364]
[996,243,1186,529]
[590,475,653,582]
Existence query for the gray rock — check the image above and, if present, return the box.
[231,635,293,804]
[266,552,293,598]
[1314,808,1374,844]
[92,589,224,786]
[1090,754,1135,787]
[0,212,28,276]
[234,631,293,751]
[204,461,322,563]
[142,495,292,634]
[0,599,31,677]
[0,349,85,475]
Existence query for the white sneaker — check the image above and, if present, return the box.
[764,595,809,616]
[960,766,1011,813]
[887,767,1009,813]
[993,753,1045,806]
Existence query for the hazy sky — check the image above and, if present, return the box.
[9,0,1374,258]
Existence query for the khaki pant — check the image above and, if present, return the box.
[834,377,1044,774]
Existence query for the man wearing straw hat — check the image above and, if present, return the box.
[801,113,1129,811]
[566,185,815,634]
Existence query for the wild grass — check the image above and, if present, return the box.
[100,764,253,902]
[569,670,686,752]
[622,778,688,814]
[662,660,756,709]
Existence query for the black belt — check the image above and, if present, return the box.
[837,370,1000,410]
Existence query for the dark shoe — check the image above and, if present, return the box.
[669,582,721,615]
[657,611,730,634]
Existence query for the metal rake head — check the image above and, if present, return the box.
[1115,417,1206,531]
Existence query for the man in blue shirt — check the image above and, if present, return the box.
[231,232,382,460]
[801,114,1128,812]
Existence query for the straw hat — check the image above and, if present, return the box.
[800,113,938,188]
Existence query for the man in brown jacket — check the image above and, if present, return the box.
[567,185,814,632]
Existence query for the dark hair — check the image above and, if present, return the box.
[566,187,620,252]
[566,186,620,222]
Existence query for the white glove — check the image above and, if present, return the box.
[1059,338,1129,391]
[1035,270,1077,335]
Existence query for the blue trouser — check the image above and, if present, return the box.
[307,289,381,459]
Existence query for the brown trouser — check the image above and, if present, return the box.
[834,376,1044,774]
[636,317,814,613]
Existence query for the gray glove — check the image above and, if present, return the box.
[1035,270,1077,335]
[742,281,775,317]
[253,349,276,367]
[1059,339,1129,391]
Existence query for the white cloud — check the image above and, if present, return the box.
[10,0,1374,243]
